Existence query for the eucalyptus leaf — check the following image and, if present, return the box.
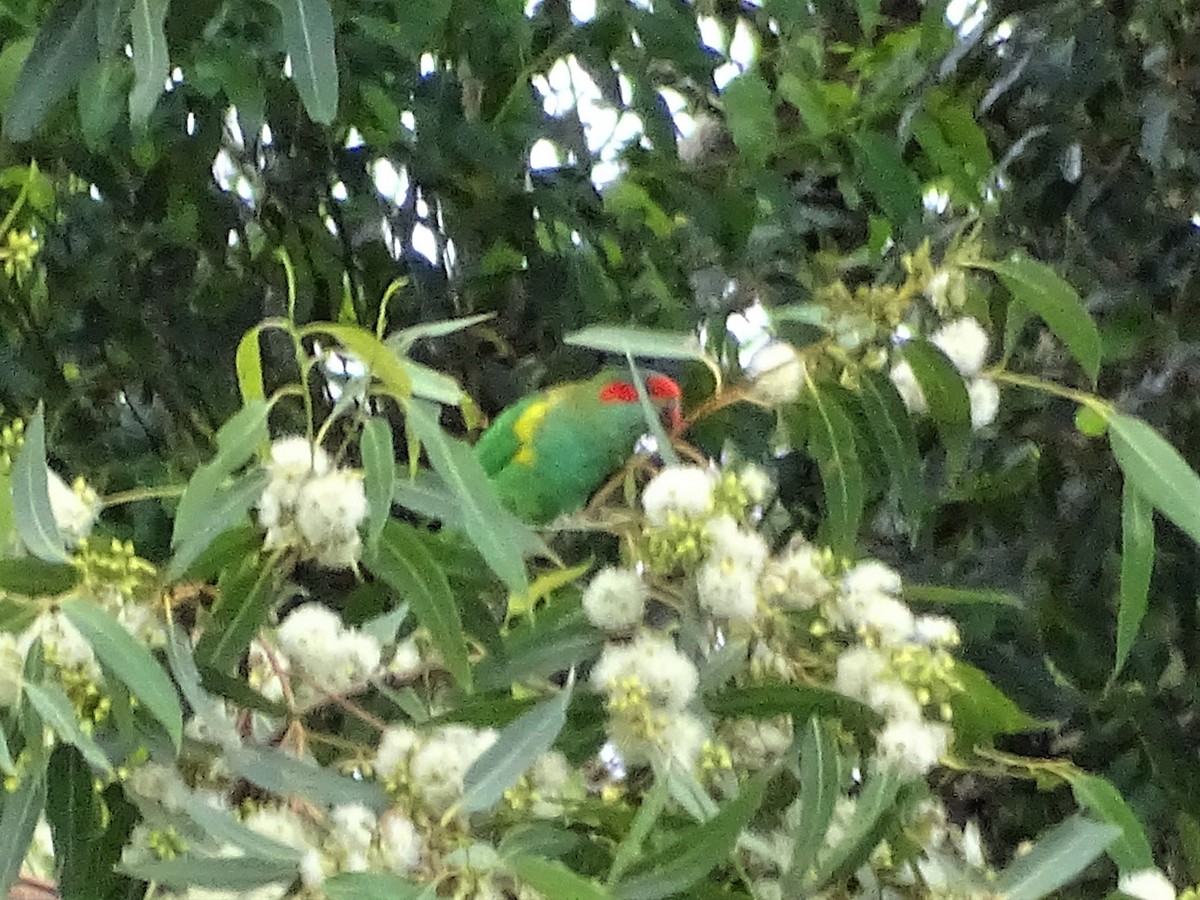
[23,681,113,775]
[995,815,1119,900]
[565,326,708,362]
[12,403,68,563]
[361,417,395,550]
[0,763,46,896]
[272,0,338,124]
[805,385,864,556]
[128,0,169,126]
[1109,413,1200,550]
[784,718,844,890]
[1066,772,1154,874]
[1113,482,1154,681]
[119,855,300,891]
[61,598,184,749]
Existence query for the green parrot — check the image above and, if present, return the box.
[474,368,683,523]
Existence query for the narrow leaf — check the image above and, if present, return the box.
[1114,482,1154,681]
[564,326,709,362]
[806,385,864,556]
[0,557,79,596]
[168,469,268,580]
[1109,413,1200,548]
[61,598,183,748]
[615,772,768,900]
[461,677,574,813]
[324,873,430,900]
[811,763,903,886]
[901,341,971,478]
[852,131,921,225]
[300,324,410,399]
[1066,772,1154,874]
[0,765,46,896]
[361,417,395,550]
[995,815,1119,900]
[12,403,68,562]
[784,718,844,889]
[972,253,1101,383]
[607,774,670,884]
[24,681,113,775]
[193,552,277,674]
[508,855,613,900]
[405,400,529,592]
[367,520,470,690]
[386,312,495,353]
[128,0,169,126]
[722,70,777,168]
[119,855,299,891]
[858,371,924,524]
[2,0,98,141]
[273,0,338,124]
[225,745,389,810]
[235,325,266,405]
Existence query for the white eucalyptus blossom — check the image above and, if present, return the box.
[968,377,1000,429]
[582,567,647,631]
[889,360,928,414]
[931,317,989,377]
[294,469,368,568]
[379,812,423,873]
[641,465,717,524]
[1117,868,1177,900]
[876,718,951,778]
[747,341,807,406]
[46,468,100,546]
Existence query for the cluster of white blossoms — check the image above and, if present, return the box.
[591,630,708,773]
[46,466,101,546]
[890,317,1001,430]
[257,436,367,569]
[250,602,382,704]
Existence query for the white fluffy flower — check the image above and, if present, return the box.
[706,516,769,574]
[379,812,422,873]
[46,468,100,546]
[530,751,573,818]
[592,632,698,711]
[375,725,421,782]
[725,717,793,770]
[842,560,902,598]
[25,611,97,675]
[1118,868,1177,900]
[329,804,376,862]
[696,559,759,621]
[268,436,330,485]
[299,850,326,888]
[877,718,950,778]
[277,603,343,660]
[865,681,922,723]
[388,636,423,680]
[968,377,1000,430]
[842,592,916,646]
[912,615,960,648]
[642,465,716,525]
[276,602,381,695]
[738,464,772,505]
[747,341,806,406]
[661,710,708,773]
[407,725,496,815]
[889,360,928,414]
[582,568,647,632]
[764,545,832,610]
[0,633,24,706]
[931,317,989,377]
[295,470,368,568]
[835,646,889,700]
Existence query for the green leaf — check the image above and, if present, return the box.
[0,723,14,777]
[1109,413,1200,548]
[474,609,603,693]
[0,37,34,118]
[707,683,881,736]
[778,73,831,138]
[947,661,1040,756]
[182,797,305,861]
[167,469,269,580]
[77,59,127,150]
[61,598,184,749]
[903,583,1022,608]
[367,520,470,690]
[564,326,709,362]
[783,718,844,891]
[0,557,79,596]
[995,815,1119,900]
[119,855,300,891]
[301,323,412,401]
[324,873,430,900]
[461,677,574,813]
[12,403,69,563]
[235,326,267,405]
[386,313,494,354]
[273,0,338,124]
[722,70,777,168]
[24,681,113,775]
[403,359,465,406]
[1113,483,1154,681]
[972,253,1102,384]
[1,0,98,141]
[615,772,769,900]
[193,552,277,674]
[0,764,46,896]
[361,417,395,551]
[171,399,271,550]
[857,0,881,36]
[1066,772,1154,874]
[805,385,864,556]
[900,340,971,478]
[225,745,389,810]
[508,855,614,900]
[405,400,529,592]
[852,131,921,225]
[607,774,670,884]
[128,0,169,126]
[858,371,923,524]
[43,745,105,899]
[810,763,903,886]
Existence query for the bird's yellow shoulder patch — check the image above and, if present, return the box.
[512,397,554,467]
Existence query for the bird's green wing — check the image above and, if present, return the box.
[472,393,540,477]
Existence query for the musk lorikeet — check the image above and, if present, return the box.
[474,369,683,523]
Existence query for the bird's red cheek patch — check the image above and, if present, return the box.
[647,374,682,401]
[599,381,640,404]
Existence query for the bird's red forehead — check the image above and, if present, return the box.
[599,375,681,404]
